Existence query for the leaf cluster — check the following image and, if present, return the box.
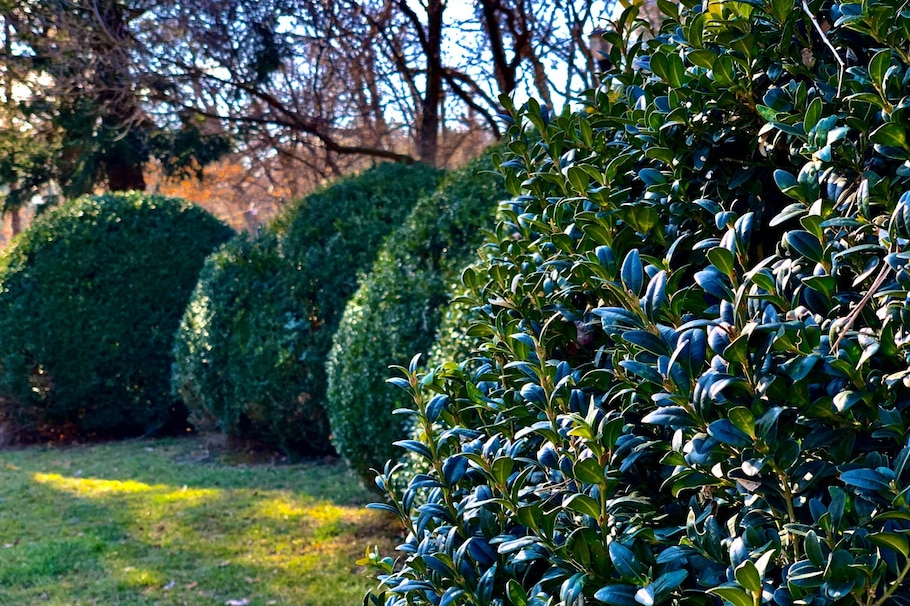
[367,0,910,604]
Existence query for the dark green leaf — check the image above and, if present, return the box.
[773,169,798,193]
[619,360,663,384]
[783,230,824,263]
[833,391,865,413]
[708,419,752,448]
[694,267,732,299]
[609,541,646,581]
[594,307,645,330]
[622,329,668,356]
[564,494,600,518]
[872,123,907,148]
[653,569,687,595]
[840,468,891,491]
[708,586,753,606]
[708,247,735,277]
[621,249,644,295]
[626,206,659,233]
[805,531,825,567]
[869,49,892,87]
[722,334,749,366]
[786,560,824,588]
[566,166,589,193]
[688,49,714,69]
[734,560,761,593]
[869,532,910,557]
[393,439,433,460]
[594,585,638,606]
[642,406,697,427]
[491,456,514,485]
[644,270,668,319]
[507,580,528,606]
[728,406,755,437]
[712,55,735,85]
[574,457,605,484]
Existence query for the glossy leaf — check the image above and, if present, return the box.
[840,468,891,491]
[708,419,752,448]
[734,560,762,593]
[621,249,644,295]
[709,586,754,606]
[609,541,646,581]
[594,585,639,606]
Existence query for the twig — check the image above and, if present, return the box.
[872,554,910,606]
[802,0,845,97]
[831,263,892,351]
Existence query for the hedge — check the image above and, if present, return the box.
[0,192,233,438]
[366,0,910,604]
[172,162,441,456]
[326,151,507,485]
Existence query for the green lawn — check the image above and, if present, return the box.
[0,437,399,605]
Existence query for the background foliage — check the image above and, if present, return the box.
[326,151,508,486]
[0,192,233,438]
[366,0,910,604]
[172,162,441,457]
[0,0,614,234]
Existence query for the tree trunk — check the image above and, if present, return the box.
[480,0,518,96]
[106,155,146,191]
[9,207,21,236]
[94,0,147,192]
[4,13,12,109]
[418,0,444,167]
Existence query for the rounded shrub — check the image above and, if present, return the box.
[0,192,233,439]
[366,2,910,605]
[172,162,441,457]
[326,151,507,485]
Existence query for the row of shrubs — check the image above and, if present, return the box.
[0,156,504,482]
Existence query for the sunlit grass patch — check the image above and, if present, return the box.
[0,437,399,605]
[32,472,162,495]
[254,496,310,520]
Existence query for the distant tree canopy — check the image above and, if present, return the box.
[0,0,616,222]
[0,1,232,217]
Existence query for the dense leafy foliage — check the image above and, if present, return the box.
[365,1,910,604]
[326,152,508,486]
[171,231,326,451]
[172,162,441,456]
[0,192,233,439]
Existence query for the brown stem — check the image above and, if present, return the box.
[831,264,892,351]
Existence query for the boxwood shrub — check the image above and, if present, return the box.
[172,162,441,457]
[325,151,507,486]
[0,192,233,439]
[366,1,910,604]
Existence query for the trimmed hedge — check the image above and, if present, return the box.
[171,231,322,449]
[0,192,233,438]
[172,162,441,456]
[366,0,910,604]
[325,151,507,485]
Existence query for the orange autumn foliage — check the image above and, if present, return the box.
[148,160,284,233]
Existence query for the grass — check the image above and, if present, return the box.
[0,436,400,605]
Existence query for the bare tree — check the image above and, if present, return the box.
[0,0,614,228]
[145,0,611,169]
